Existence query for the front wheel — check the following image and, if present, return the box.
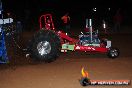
[30,29,61,62]
[107,47,120,59]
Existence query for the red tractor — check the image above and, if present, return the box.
[27,14,120,62]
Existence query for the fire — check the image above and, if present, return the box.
[81,67,89,78]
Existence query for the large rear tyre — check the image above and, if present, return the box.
[30,29,61,62]
[107,47,120,59]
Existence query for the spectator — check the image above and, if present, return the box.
[61,12,70,35]
[113,8,123,33]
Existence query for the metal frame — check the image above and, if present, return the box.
[39,13,110,54]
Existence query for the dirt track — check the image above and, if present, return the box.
[0,27,132,88]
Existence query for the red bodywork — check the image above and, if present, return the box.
[39,14,109,53]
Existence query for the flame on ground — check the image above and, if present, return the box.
[81,67,89,78]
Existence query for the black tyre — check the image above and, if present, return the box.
[30,29,61,62]
[80,78,91,86]
[107,47,120,58]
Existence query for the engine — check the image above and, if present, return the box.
[79,32,100,46]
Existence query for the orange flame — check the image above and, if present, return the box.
[81,67,89,78]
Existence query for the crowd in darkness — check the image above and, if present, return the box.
[2,0,131,32]
[6,8,128,32]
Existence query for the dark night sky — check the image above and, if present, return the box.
[1,0,132,28]
[2,1,130,8]
[2,0,132,11]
